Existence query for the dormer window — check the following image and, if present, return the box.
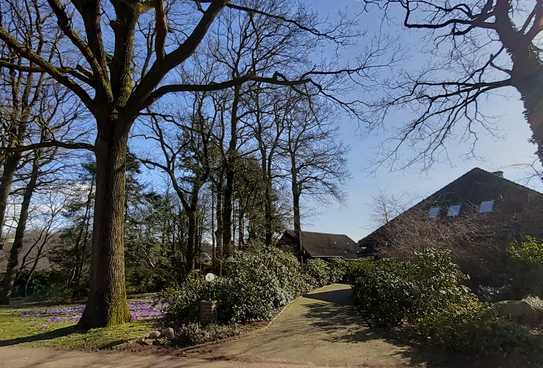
[447,204,462,217]
[428,207,440,219]
[479,200,495,213]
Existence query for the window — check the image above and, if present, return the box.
[479,200,495,213]
[447,204,462,217]
[428,207,440,219]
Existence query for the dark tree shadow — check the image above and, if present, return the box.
[0,325,79,346]
[304,287,353,305]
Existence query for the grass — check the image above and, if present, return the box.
[0,303,156,350]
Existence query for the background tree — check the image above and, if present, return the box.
[282,98,349,258]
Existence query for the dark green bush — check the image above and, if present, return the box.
[353,261,418,326]
[161,246,310,325]
[353,248,474,327]
[343,258,375,283]
[327,258,347,283]
[413,301,534,353]
[161,272,208,325]
[303,259,331,287]
[509,237,543,297]
[174,323,241,347]
[352,248,536,352]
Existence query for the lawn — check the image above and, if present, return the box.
[0,299,162,350]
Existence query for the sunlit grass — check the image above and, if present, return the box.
[0,302,157,350]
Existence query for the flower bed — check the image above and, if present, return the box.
[19,299,164,323]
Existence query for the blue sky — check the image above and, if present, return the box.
[301,0,543,240]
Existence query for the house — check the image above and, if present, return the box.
[278,230,360,260]
[358,167,543,285]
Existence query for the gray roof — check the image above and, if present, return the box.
[283,230,359,258]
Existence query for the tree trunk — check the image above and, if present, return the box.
[78,122,131,329]
[292,188,303,263]
[0,151,39,304]
[238,202,244,248]
[264,176,273,247]
[186,210,197,273]
[222,168,234,257]
[0,153,20,251]
[186,186,200,274]
[211,187,216,259]
[214,179,224,258]
[290,156,303,262]
[494,10,543,173]
[70,174,94,293]
[513,68,543,170]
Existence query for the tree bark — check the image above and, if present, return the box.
[494,6,543,172]
[222,85,241,256]
[238,201,244,248]
[290,155,303,262]
[78,121,131,328]
[186,210,197,273]
[510,59,543,169]
[0,153,21,251]
[264,174,273,247]
[222,167,234,256]
[0,150,39,304]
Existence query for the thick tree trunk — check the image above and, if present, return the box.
[78,123,131,329]
[513,68,543,170]
[495,9,543,173]
[0,153,20,251]
[0,151,39,304]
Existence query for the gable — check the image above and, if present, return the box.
[360,168,543,251]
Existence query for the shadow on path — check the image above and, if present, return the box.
[303,284,543,368]
[0,325,78,347]
[304,287,353,305]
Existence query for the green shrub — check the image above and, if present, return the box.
[509,237,543,297]
[343,258,375,283]
[161,272,208,325]
[352,248,537,352]
[328,258,347,283]
[413,302,534,353]
[161,246,310,326]
[353,259,419,326]
[174,323,241,347]
[303,259,331,287]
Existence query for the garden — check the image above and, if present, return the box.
[0,246,347,349]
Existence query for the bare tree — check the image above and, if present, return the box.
[140,97,214,275]
[370,191,412,227]
[377,0,543,170]
[282,98,348,259]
